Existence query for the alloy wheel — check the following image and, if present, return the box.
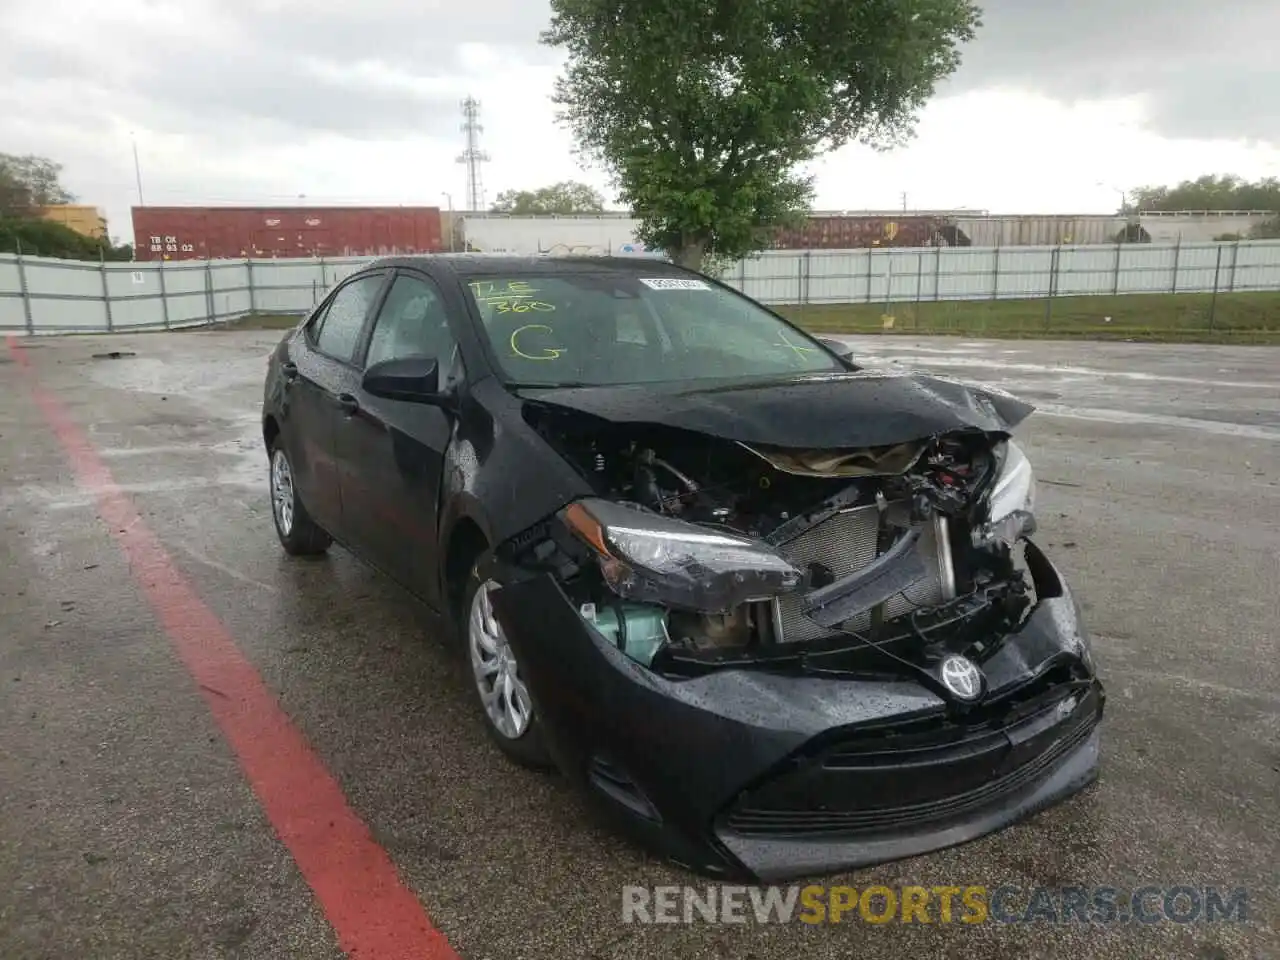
[270,448,295,536]
[468,580,533,740]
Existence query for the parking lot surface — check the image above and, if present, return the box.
[1,330,1277,960]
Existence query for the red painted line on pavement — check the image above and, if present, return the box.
[6,336,460,960]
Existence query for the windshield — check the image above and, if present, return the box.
[463,272,844,387]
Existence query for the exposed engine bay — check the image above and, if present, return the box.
[499,403,1042,685]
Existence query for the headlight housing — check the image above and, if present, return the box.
[988,440,1036,522]
[974,440,1037,547]
[561,498,801,613]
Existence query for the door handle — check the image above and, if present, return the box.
[335,393,359,415]
[280,361,298,381]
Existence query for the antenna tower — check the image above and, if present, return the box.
[457,96,490,212]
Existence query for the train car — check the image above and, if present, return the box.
[770,215,945,250]
[130,206,445,261]
[955,216,1126,247]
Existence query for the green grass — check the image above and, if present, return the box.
[778,291,1280,344]
[201,312,302,331]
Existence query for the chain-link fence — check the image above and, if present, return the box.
[3,240,1279,340]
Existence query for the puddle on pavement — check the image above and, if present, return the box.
[79,353,272,491]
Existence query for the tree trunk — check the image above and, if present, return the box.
[673,238,706,273]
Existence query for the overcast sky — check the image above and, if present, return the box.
[3,0,1279,243]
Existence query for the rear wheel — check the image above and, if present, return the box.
[461,572,551,769]
[269,441,332,556]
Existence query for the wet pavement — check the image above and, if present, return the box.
[1,330,1277,960]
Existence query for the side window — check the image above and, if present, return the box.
[315,274,385,362]
[365,274,458,370]
[304,300,331,337]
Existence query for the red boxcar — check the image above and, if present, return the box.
[131,206,445,261]
[771,215,945,250]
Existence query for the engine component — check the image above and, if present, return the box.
[580,601,670,666]
[631,447,701,514]
[650,453,699,494]
[668,605,756,654]
[533,414,1022,657]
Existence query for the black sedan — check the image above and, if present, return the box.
[261,254,1104,881]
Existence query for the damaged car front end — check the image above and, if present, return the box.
[480,377,1102,882]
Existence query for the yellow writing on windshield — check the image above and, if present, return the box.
[510,323,564,360]
[470,279,538,300]
[775,330,818,362]
[494,299,555,313]
[470,279,556,314]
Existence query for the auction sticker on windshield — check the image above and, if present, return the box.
[639,278,710,291]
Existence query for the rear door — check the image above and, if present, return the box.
[333,270,463,599]
[285,270,389,537]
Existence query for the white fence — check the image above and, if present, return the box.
[742,239,1280,305]
[460,212,1279,253]
[0,256,372,334]
[2,241,1279,335]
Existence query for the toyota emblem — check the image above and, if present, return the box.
[939,654,983,701]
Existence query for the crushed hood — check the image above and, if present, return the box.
[516,372,1034,449]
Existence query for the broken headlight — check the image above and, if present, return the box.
[989,440,1036,521]
[561,498,801,613]
[976,440,1037,546]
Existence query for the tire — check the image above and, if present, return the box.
[268,439,332,556]
[460,571,551,769]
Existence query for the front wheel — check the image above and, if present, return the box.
[269,441,332,556]
[462,573,551,769]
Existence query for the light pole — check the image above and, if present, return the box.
[1097,181,1129,214]
[442,191,455,252]
[130,133,146,206]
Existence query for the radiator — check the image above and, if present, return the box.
[772,503,953,643]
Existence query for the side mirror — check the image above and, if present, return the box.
[815,336,856,363]
[361,356,443,404]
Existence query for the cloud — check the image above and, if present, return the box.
[2,0,556,144]
[948,0,1280,144]
[3,0,1279,245]
[0,0,578,239]
[812,91,1280,215]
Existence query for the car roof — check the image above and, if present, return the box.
[366,253,688,278]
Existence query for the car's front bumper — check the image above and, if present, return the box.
[484,541,1104,881]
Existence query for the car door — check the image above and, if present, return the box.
[285,270,389,539]
[333,270,462,598]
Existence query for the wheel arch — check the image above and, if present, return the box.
[443,514,491,617]
[263,413,281,451]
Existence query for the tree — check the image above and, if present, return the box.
[490,180,607,215]
[0,218,132,261]
[0,153,76,216]
[0,159,35,217]
[542,0,979,270]
[1127,174,1280,214]
[1114,223,1151,244]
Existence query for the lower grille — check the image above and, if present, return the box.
[772,504,950,643]
[722,686,1101,838]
